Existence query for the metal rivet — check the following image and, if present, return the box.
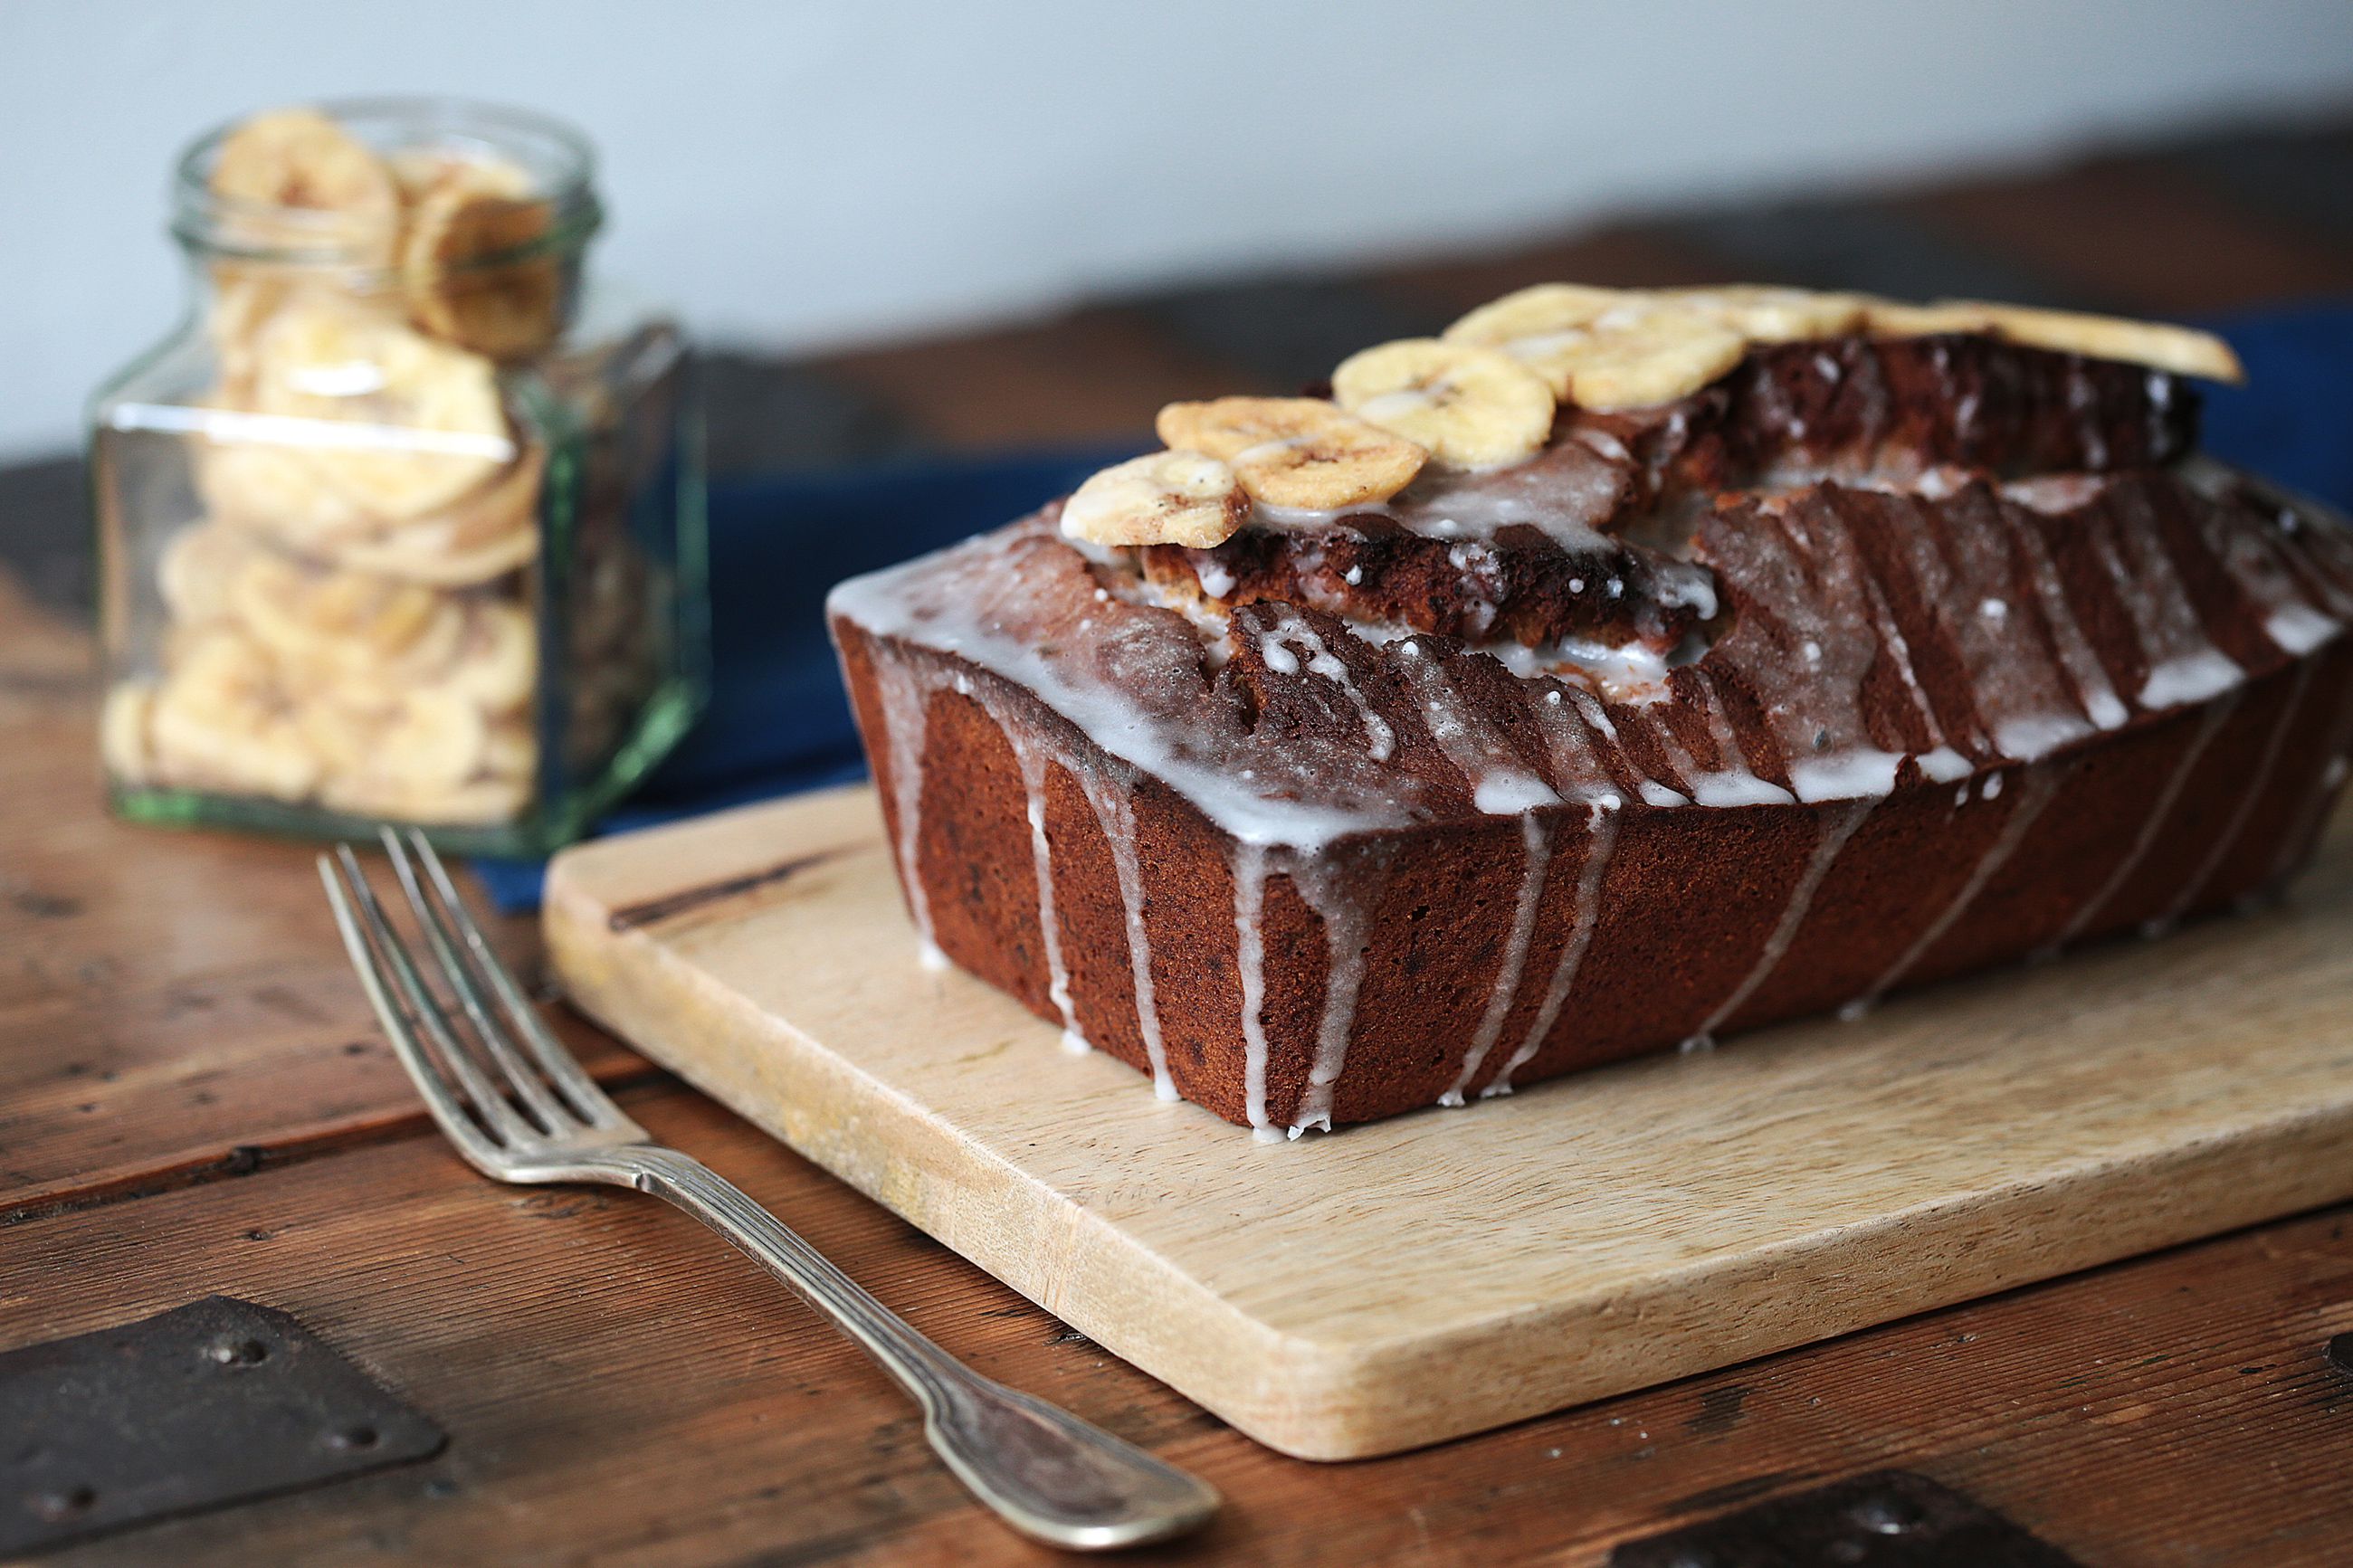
[30,1485,95,1521]
[1851,1491,1922,1535]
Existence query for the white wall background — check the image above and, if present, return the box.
[3,0,2351,461]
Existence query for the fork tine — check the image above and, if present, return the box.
[320,851,500,1165]
[403,830,632,1129]
[380,829,577,1134]
[331,842,532,1146]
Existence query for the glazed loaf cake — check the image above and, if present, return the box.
[827,286,2353,1138]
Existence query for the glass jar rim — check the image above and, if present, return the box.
[171,95,604,271]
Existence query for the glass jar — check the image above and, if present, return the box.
[90,98,706,855]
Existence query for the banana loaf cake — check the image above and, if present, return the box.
[827,285,2353,1138]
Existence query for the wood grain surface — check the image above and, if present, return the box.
[544,784,2353,1461]
[7,127,2353,1563]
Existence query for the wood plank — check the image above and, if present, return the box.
[813,309,1264,451]
[0,582,645,1218]
[5,1075,2349,1565]
[1372,224,1736,314]
[543,784,2353,1460]
[1899,157,2353,315]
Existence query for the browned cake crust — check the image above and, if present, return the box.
[828,329,2353,1136]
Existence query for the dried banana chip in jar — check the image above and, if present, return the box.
[157,521,252,628]
[208,108,401,266]
[400,156,565,361]
[195,428,377,550]
[331,445,545,585]
[147,629,320,802]
[250,296,513,521]
[228,551,467,696]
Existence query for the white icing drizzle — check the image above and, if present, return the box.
[1842,764,2063,1018]
[1861,572,1955,755]
[834,448,2353,1133]
[2153,661,2314,933]
[2037,695,2239,958]
[1697,673,1794,804]
[1884,493,2091,761]
[1258,613,1396,762]
[1392,641,1562,813]
[2178,456,2350,653]
[1683,799,1873,1050]
[2010,513,2130,731]
[1485,802,1621,1097]
[1286,851,1386,1136]
[869,644,948,966]
[1392,446,1621,550]
[1439,814,1554,1106]
[2088,501,2243,711]
[1077,765,1177,1100]
[1002,721,1087,1054]
[1231,842,1280,1142]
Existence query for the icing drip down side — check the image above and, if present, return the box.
[829,339,2353,1136]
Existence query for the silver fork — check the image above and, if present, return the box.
[320,828,1219,1553]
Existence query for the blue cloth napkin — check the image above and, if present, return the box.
[475,302,2353,912]
[472,442,1139,909]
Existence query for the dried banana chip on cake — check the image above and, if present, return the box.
[1865,298,2243,382]
[400,156,565,360]
[1662,285,1870,343]
[1445,286,1746,410]
[250,297,512,520]
[1443,283,1629,347]
[1155,397,1426,511]
[1330,339,1555,470]
[1061,451,1250,548]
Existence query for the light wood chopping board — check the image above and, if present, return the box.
[543,784,2353,1460]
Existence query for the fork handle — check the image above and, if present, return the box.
[594,1145,1219,1552]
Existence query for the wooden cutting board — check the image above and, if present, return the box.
[543,784,2353,1461]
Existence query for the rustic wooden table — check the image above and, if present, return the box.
[5,127,2353,1565]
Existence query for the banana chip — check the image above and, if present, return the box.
[251,297,512,521]
[1155,397,1426,511]
[401,157,565,361]
[209,109,400,266]
[148,631,320,802]
[1443,283,1625,347]
[101,681,157,785]
[1864,299,2244,383]
[196,432,377,550]
[1331,339,1556,470]
[440,599,538,716]
[230,551,466,694]
[1664,285,1870,343]
[1061,451,1250,548]
[157,522,252,628]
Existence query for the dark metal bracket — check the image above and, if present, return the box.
[1610,1469,2084,1568]
[0,1295,444,1555]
